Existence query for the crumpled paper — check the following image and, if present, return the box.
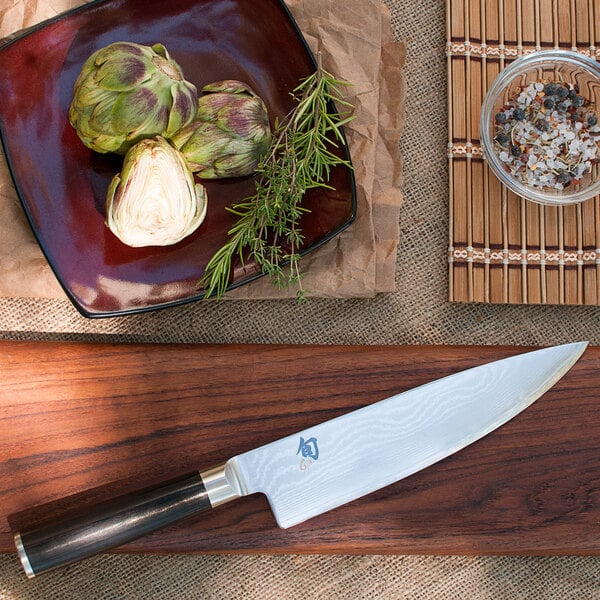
[0,0,405,301]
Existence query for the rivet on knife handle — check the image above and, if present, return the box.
[14,465,237,578]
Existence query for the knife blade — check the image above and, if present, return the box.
[13,342,587,577]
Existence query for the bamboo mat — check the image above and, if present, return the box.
[447,0,600,305]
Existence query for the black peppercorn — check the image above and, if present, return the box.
[557,172,572,185]
[495,132,510,145]
[512,107,526,120]
[542,97,555,110]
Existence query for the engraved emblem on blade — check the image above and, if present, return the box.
[297,436,319,470]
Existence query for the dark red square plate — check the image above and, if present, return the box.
[0,0,356,318]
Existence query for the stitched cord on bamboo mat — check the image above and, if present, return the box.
[448,0,600,305]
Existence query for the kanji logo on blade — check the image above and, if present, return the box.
[297,437,319,470]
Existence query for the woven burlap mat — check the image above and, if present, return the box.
[1,0,600,598]
[1,554,599,599]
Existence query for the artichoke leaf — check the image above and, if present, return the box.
[211,147,263,179]
[164,82,198,138]
[105,137,207,247]
[73,81,116,109]
[195,93,235,121]
[93,42,146,64]
[89,132,126,155]
[150,43,170,60]
[110,88,160,135]
[215,100,267,137]
[201,80,257,96]
[93,55,151,91]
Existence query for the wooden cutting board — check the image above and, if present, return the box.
[1,340,599,556]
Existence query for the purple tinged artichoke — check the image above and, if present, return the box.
[69,42,198,154]
[105,137,207,247]
[171,80,272,178]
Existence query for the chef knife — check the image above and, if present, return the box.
[13,342,587,577]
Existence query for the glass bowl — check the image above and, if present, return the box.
[480,50,600,206]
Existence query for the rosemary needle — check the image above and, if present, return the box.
[199,55,354,301]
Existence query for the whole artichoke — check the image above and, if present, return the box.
[105,136,207,247]
[171,80,272,178]
[69,42,198,154]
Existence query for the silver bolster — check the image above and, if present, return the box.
[200,463,239,508]
[14,532,35,579]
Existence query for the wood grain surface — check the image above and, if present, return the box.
[1,341,599,556]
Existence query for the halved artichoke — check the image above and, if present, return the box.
[105,136,207,247]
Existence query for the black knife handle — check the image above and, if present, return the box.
[14,471,214,578]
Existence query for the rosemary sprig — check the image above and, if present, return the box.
[200,55,354,301]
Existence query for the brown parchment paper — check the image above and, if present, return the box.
[0,0,405,301]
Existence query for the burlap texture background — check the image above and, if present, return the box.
[1,0,600,598]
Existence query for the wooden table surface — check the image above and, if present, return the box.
[1,340,599,556]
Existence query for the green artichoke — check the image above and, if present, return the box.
[171,80,272,178]
[69,42,198,154]
[105,136,207,247]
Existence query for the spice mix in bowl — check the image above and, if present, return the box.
[480,50,600,206]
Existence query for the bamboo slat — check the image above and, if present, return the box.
[448,0,600,305]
